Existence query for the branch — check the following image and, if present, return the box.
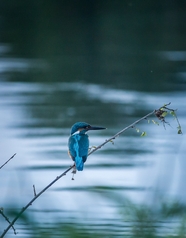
[88,110,155,156]
[33,185,37,197]
[0,154,16,170]
[0,209,17,235]
[0,165,74,238]
[1,105,180,237]
[155,102,183,134]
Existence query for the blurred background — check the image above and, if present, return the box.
[0,1,186,237]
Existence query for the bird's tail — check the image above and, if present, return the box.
[75,156,84,171]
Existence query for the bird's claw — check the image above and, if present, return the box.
[72,167,76,174]
[71,165,76,180]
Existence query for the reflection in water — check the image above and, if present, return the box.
[159,51,186,61]
[0,57,47,73]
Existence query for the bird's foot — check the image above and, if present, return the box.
[71,165,76,180]
[72,166,76,174]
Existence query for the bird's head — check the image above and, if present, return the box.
[70,122,106,135]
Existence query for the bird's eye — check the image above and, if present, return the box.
[85,125,91,129]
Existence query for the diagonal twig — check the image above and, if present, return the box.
[0,108,168,237]
[88,110,155,156]
[0,154,16,170]
[0,165,74,238]
[0,209,17,235]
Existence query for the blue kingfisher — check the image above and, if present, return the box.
[68,122,106,172]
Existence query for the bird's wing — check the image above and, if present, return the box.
[68,136,76,160]
[68,134,89,161]
[78,134,89,162]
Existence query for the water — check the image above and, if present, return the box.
[0,1,186,237]
[1,81,185,237]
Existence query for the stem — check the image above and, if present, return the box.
[1,110,156,237]
[88,110,155,156]
[0,154,16,170]
[0,165,74,238]
[0,210,16,235]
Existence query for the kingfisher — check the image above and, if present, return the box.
[68,122,106,172]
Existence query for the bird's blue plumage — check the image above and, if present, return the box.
[70,122,90,135]
[68,122,106,171]
[68,133,89,171]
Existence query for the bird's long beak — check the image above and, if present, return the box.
[89,125,106,130]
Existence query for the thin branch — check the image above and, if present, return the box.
[33,185,37,197]
[0,165,74,238]
[0,209,17,235]
[155,102,183,134]
[0,153,16,170]
[88,110,155,156]
[0,108,168,237]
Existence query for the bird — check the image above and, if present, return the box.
[68,122,106,172]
